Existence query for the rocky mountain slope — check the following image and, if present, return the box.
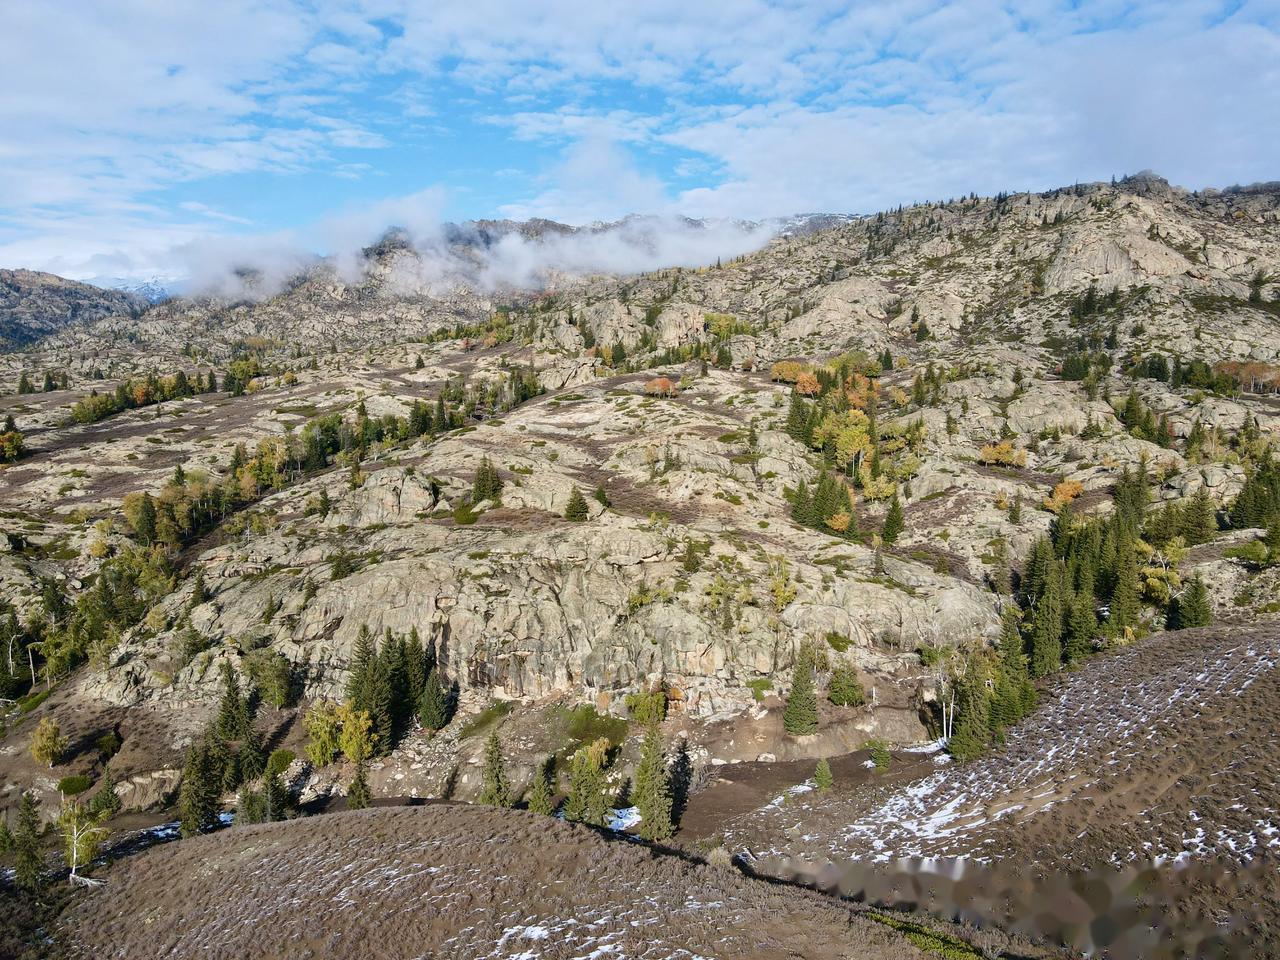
[0,270,143,351]
[0,172,1278,956]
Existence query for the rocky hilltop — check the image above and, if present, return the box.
[0,172,1277,840]
[0,269,144,351]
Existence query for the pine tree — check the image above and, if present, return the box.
[526,757,555,815]
[783,653,819,735]
[1170,576,1212,629]
[14,791,42,892]
[215,660,246,741]
[633,724,673,841]
[477,732,513,807]
[1065,591,1097,662]
[345,624,375,708]
[881,495,904,544]
[30,716,67,768]
[564,487,589,521]
[814,759,833,790]
[347,762,372,810]
[1030,567,1064,677]
[563,738,611,825]
[790,479,812,526]
[179,740,219,838]
[1109,540,1141,633]
[88,766,122,819]
[419,668,449,731]
[947,662,992,761]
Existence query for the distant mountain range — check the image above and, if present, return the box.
[84,275,181,303]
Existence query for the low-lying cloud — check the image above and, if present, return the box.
[168,194,780,301]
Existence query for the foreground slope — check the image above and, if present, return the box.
[60,805,1045,960]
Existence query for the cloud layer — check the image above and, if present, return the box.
[1,1,1276,279]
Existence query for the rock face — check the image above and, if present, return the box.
[84,373,999,724]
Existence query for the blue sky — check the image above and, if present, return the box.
[1,0,1277,279]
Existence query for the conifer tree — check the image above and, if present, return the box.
[364,653,395,754]
[814,759,833,791]
[881,495,904,544]
[1169,576,1212,629]
[179,740,219,838]
[1030,568,1064,677]
[947,661,992,761]
[633,724,673,841]
[991,606,1034,731]
[783,652,819,735]
[1065,591,1097,662]
[88,766,122,819]
[215,660,247,741]
[1182,489,1218,544]
[419,668,449,731]
[478,732,513,808]
[14,791,42,892]
[405,627,428,707]
[564,487,589,521]
[345,624,375,708]
[563,738,611,825]
[347,762,372,810]
[526,756,555,815]
[1109,540,1141,632]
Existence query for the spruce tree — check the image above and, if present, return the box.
[419,668,449,731]
[881,495,904,544]
[947,663,992,762]
[633,724,673,841]
[179,741,219,838]
[564,487,589,521]
[526,757,555,816]
[347,762,372,810]
[345,624,375,708]
[14,791,42,892]
[1109,540,1141,633]
[991,606,1033,731]
[563,738,611,825]
[783,653,819,735]
[814,759,833,790]
[1030,568,1064,677]
[364,653,395,754]
[477,732,513,807]
[215,660,246,741]
[405,627,428,707]
[1170,576,1212,629]
[1065,591,1097,662]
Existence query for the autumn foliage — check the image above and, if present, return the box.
[643,377,678,397]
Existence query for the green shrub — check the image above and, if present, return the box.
[814,759,833,790]
[624,690,667,725]
[827,665,865,707]
[266,748,296,778]
[57,775,93,796]
[824,630,852,653]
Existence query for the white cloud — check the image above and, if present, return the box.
[0,0,1276,278]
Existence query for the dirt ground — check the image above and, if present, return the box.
[711,619,1280,953]
[59,804,1061,960]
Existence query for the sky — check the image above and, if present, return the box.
[1,0,1277,282]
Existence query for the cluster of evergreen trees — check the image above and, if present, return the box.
[790,472,859,538]
[344,626,447,755]
[179,661,274,836]
[1229,455,1280,528]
